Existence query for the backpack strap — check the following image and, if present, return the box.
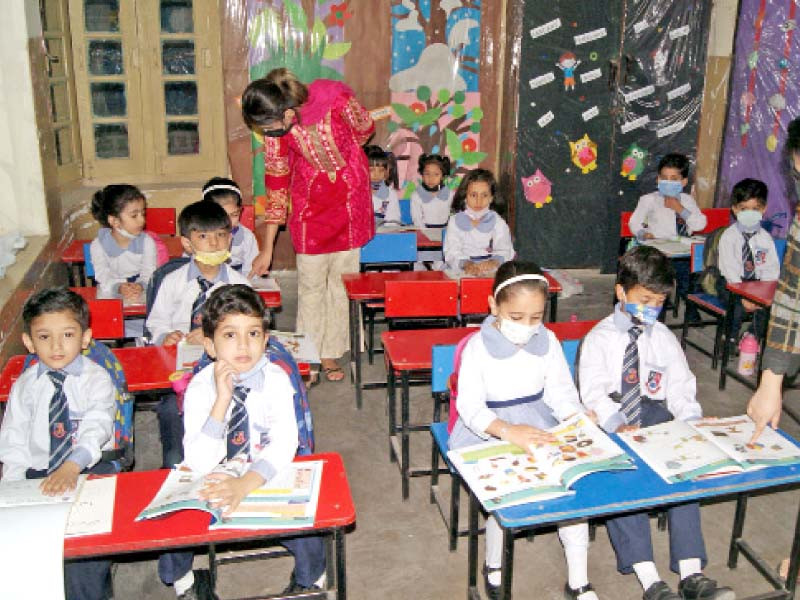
[447,331,478,434]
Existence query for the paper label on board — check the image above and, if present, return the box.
[667,83,691,101]
[574,27,607,45]
[656,120,688,138]
[623,85,655,103]
[537,111,554,128]
[369,106,392,121]
[669,25,690,40]
[530,18,561,40]
[582,106,599,121]
[529,72,555,89]
[633,20,649,34]
[580,68,602,83]
[620,115,650,134]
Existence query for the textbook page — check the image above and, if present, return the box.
[136,468,213,522]
[691,416,800,468]
[250,276,281,292]
[270,331,321,365]
[0,477,81,507]
[65,476,117,537]
[176,339,205,370]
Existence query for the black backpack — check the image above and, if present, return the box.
[698,227,727,296]
[144,256,191,341]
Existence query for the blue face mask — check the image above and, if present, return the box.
[624,303,661,326]
[658,180,683,198]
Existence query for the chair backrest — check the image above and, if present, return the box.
[432,344,457,393]
[83,243,95,278]
[88,299,125,339]
[700,208,730,233]
[360,232,417,268]
[398,199,413,225]
[620,211,633,238]
[460,277,493,316]
[145,207,176,235]
[384,279,459,318]
[775,237,788,264]
[240,205,255,231]
[690,241,705,273]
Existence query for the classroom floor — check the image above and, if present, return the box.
[112,269,800,600]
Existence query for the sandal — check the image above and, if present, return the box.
[323,366,345,382]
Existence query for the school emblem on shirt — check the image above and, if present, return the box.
[52,423,66,438]
[754,249,767,266]
[257,431,271,451]
[231,431,246,446]
[647,370,662,394]
[624,367,638,384]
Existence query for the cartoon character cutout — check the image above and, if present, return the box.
[569,134,598,174]
[522,169,553,208]
[620,143,648,181]
[556,52,581,91]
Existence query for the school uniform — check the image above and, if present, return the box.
[628,192,706,241]
[229,224,260,277]
[90,228,157,298]
[0,355,117,600]
[371,181,401,225]
[443,210,514,273]
[411,186,453,266]
[579,306,707,575]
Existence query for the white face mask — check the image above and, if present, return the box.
[115,227,138,240]
[498,318,540,345]
[465,207,489,221]
[736,209,763,229]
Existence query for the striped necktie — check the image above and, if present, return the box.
[190,276,213,328]
[620,325,644,426]
[676,215,689,237]
[742,232,756,280]
[47,370,71,473]
[226,385,250,460]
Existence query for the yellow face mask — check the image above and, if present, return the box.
[194,249,231,266]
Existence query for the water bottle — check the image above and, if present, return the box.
[737,333,759,377]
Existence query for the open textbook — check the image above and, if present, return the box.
[619,415,800,483]
[250,276,281,292]
[136,461,323,530]
[448,414,635,511]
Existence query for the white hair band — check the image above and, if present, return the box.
[493,274,549,298]
[203,184,241,198]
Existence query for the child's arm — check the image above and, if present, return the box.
[762,236,781,281]
[241,227,260,278]
[662,332,702,422]
[443,217,465,270]
[491,218,515,263]
[542,332,583,420]
[628,196,651,241]
[68,366,116,470]
[680,194,708,234]
[146,273,180,344]
[410,193,424,228]
[577,329,627,432]
[0,377,34,481]
[717,228,743,283]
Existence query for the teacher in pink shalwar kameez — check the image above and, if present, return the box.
[242,68,375,381]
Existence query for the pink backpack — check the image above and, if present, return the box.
[145,230,170,266]
[447,331,479,433]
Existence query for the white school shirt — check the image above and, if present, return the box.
[456,317,582,439]
[578,306,701,433]
[371,182,402,224]
[628,191,707,240]
[230,224,260,277]
[0,355,115,481]
[145,259,250,344]
[410,186,454,228]
[718,223,780,283]
[90,229,157,298]
[443,210,514,271]
[182,358,298,482]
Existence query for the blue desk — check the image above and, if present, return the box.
[466,434,800,600]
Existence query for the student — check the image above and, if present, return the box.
[578,246,734,600]
[202,177,259,277]
[443,169,514,276]
[179,285,325,595]
[449,261,597,600]
[89,184,157,303]
[628,153,706,321]
[0,289,116,600]
[411,153,453,269]
[716,178,779,347]
[364,145,401,226]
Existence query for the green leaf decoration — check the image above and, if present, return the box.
[451,104,465,118]
[437,88,451,104]
[454,90,466,104]
[284,0,309,33]
[417,107,443,127]
[461,151,487,165]
[322,41,352,60]
[416,86,431,101]
[392,103,420,125]
[469,121,482,133]
[248,8,281,49]
[310,18,327,54]
[445,129,463,158]
[470,106,484,120]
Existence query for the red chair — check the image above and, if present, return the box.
[145,207,176,236]
[87,299,125,342]
[240,205,255,231]
[384,280,459,324]
[459,277,494,322]
[700,207,731,233]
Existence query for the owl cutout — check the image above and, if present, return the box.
[620,143,647,181]
[522,169,552,208]
[569,134,598,174]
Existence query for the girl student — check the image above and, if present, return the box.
[202,177,259,277]
[364,145,402,226]
[448,260,597,600]
[410,153,453,229]
[443,168,514,276]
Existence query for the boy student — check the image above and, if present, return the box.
[716,178,779,348]
[578,247,735,600]
[628,153,706,321]
[0,289,116,600]
[178,285,325,595]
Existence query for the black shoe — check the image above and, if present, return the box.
[678,574,735,600]
[281,570,326,596]
[177,570,219,600]
[482,564,501,600]
[644,581,681,600]
[564,582,595,599]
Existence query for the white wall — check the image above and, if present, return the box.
[0,2,49,236]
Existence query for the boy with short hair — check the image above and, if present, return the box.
[716,178,779,346]
[0,288,116,600]
[578,247,734,600]
[176,285,325,595]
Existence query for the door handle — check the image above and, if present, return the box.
[608,60,619,91]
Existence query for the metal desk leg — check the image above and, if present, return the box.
[401,370,411,500]
[467,492,480,600]
[387,367,397,462]
[784,498,800,596]
[500,524,515,600]
[65,263,76,287]
[549,292,558,323]
[719,291,737,390]
[728,493,748,569]
[354,301,364,410]
[335,528,347,600]
[348,300,357,385]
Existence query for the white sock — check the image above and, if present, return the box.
[174,570,195,597]
[487,567,501,587]
[577,591,599,600]
[633,561,660,591]
[313,571,326,588]
[679,558,702,580]
[559,523,590,589]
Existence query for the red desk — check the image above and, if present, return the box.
[415,230,441,250]
[71,286,146,317]
[719,280,778,392]
[65,453,355,599]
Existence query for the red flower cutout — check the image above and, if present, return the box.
[410,102,426,114]
[461,138,477,152]
[324,3,353,28]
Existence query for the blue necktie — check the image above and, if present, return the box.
[47,370,71,473]
[190,276,213,328]
[620,326,643,426]
[742,232,756,280]
[226,385,250,460]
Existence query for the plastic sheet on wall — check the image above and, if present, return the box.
[718,0,800,239]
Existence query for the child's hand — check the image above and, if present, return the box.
[213,359,237,403]
[585,409,598,424]
[185,328,204,345]
[163,331,184,346]
[616,424,639,433]
[200,471,263,516]
[643,232,655,240]
[479,260,500,274]
[742,299,759,312]
[463,261,481,276]
[664,196,683,212]
[505,424,557,452]
[119,282,143,301]
[40,461,81,496]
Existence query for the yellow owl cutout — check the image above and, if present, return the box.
[569,134,598,174]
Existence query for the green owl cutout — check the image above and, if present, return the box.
[620,143,648,181]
